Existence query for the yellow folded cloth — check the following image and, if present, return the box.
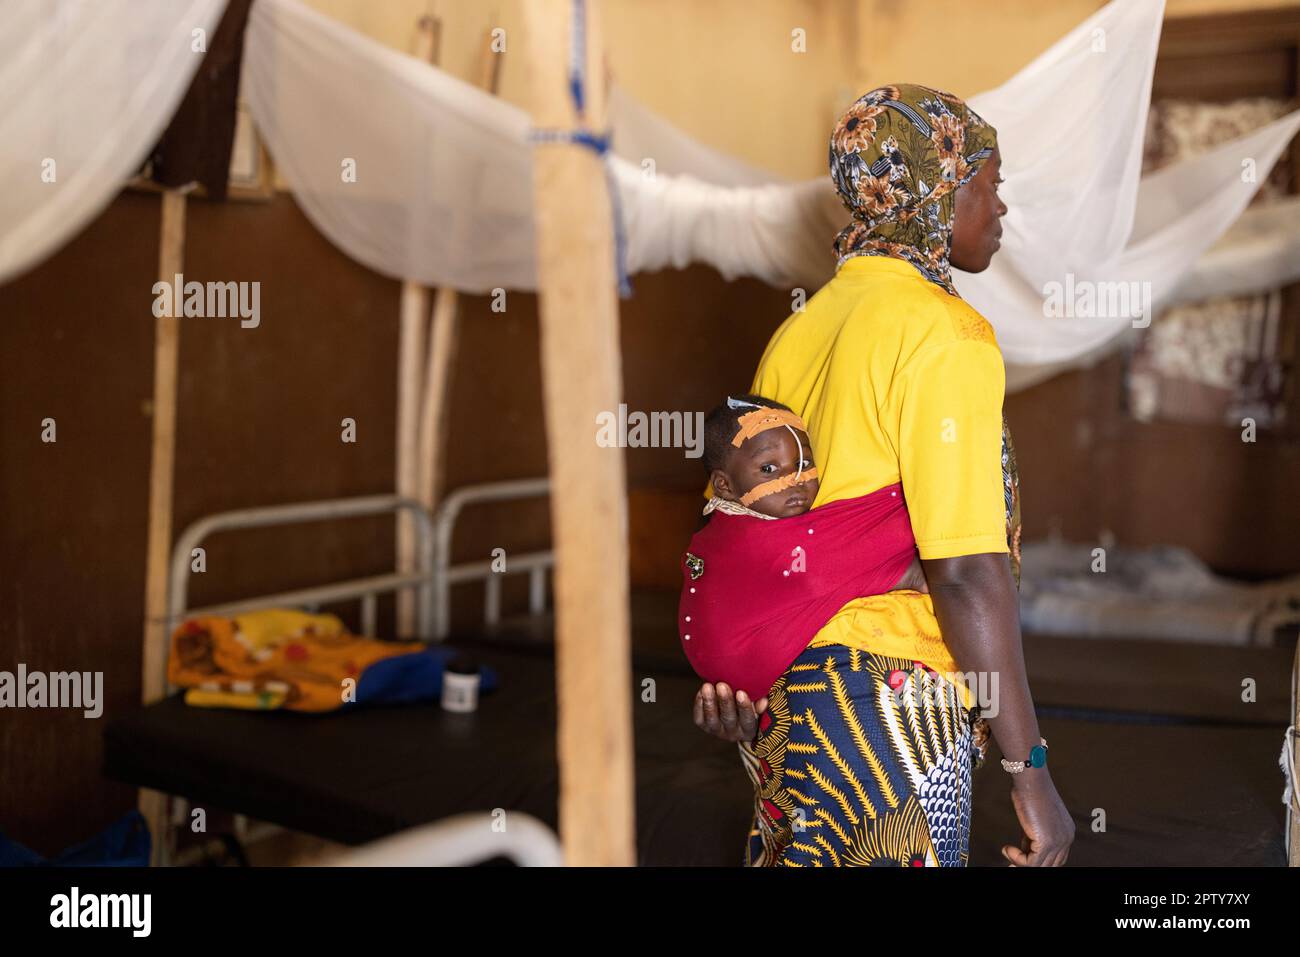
[168,609,415,712]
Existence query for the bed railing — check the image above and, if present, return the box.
[156,480,555,865]
[164,479,555,689]
[432,477,553,640]
[165,494,435,691]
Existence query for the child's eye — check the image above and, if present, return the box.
[801,459,813,469]
[760,463,776,474]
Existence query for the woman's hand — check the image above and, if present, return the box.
[692,682,767,743]
[1003,772,1075,867]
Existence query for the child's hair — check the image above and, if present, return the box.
[702,394,793,472]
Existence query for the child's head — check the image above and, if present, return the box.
[703,394,820,518]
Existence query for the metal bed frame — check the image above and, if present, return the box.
[151,478,554,865]
[432,477,553,640]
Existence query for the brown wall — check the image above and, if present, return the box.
[0,192,400,854]
[1006,357,1300,579]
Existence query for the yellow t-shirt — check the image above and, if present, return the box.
[751,255,1008,702]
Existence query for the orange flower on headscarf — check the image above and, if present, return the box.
[834,102,886,155]
[858,172,903,218]
[930,112,966,180]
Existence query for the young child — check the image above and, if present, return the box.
[679,395,928,698]
[703,395,928,589]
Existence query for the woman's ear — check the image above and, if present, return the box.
[710,468,739,501]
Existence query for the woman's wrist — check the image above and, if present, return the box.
[1010,765,1053,792]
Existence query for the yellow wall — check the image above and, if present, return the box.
[299,0,852,179]
[848,0,1103,99]
[296,0,1299,179]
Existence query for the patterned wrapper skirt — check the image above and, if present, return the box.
[741,644,985,867]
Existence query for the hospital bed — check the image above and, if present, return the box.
[107,480,753,866]
[103,482,1296,866]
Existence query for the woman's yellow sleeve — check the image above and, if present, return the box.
[895,340,1009,560]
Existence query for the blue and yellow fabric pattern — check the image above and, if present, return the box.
[741,644,984,867]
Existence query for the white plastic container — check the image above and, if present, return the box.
[441,657,481,713]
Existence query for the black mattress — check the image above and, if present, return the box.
[106,641,753,866]
[104,635,1293,866]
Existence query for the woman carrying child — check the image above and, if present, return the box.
[689,84,1073,867]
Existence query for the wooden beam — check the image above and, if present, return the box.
[139,186,187,864]
[522,0,636,866]
[399,22,506,637]
[416,29,504,520]
[395,17,441,639]
[416,286,458,511]
[396,283,431,637]
[141,187,186,702]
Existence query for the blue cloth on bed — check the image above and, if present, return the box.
[350,646,498,708]
[0,811,151,867]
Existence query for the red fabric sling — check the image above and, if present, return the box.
[679,483,916,698]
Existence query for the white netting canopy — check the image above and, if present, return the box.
[0,0,228,286]
[242,0,1300,390]
[4,0,1298,392]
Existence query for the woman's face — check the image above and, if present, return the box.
[950,148,1006,273]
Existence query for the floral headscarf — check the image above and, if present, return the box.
[829,84,997,295]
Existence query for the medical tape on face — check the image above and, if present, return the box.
[731,406,814,505]
[731,407,808,447]
[739,466,819,507]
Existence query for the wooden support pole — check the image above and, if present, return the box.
[415,29,504,517]
[522,0,636,866]
[141,189,187,699]
[415,285,458,511]
[396,282,431,637]
[139,186,187,864]
[399,21,505,638]
[395,17,441,639]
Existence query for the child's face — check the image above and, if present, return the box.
[712,427,819,518]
